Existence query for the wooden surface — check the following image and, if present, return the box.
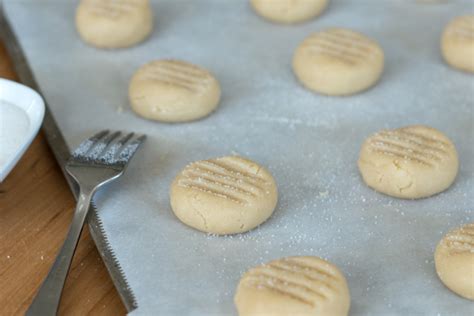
[0,41,126,315]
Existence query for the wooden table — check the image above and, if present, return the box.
[0,41,126,315]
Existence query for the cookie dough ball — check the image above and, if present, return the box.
[358,125,459,199]
[293,28,384,96]
[234,256,350,316]
[129,60,221,122]
[435,223,474,300]
[441,15,474,73]
[250,0,328,24]
[75,0,153,49]
[170,156,278,235]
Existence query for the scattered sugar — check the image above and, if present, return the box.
[72,139,93,156]
[72,134,142,165]
[318,190,329,198]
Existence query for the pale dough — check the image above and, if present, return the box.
[234,256,350,316]
[358,125,459,199]
[250,0,328,24]
[441,15,474,73]
[75,0,153,49]
[435,223,474,300]
[170,156,278,235]
[129,59,221,122]
[293,28,384,96]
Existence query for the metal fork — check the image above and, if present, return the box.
[26,130,146,316]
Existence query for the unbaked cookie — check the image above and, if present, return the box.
[358,125,458,199]
[435,223,474,300]
[75,0,153,49]
[250,0,328,24]
[234,256,350,316]
[441,15,474,73]
[170,156,278,235]
[293,28,384,96]
[129,60,221,122]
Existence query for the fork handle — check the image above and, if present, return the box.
[26,190,93,316]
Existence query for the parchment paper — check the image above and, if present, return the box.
[4,0,474,314]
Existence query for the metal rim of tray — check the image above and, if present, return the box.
[0,8,138,312]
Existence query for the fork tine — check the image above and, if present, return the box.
[116,132,135,149]
[87,131,122,160]
[72,130,109,157]
[87,132,121,160]
[116,134,146,163]
[101,132,134,161]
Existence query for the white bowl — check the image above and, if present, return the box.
[0,78,45,182]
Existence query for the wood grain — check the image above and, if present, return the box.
[0,41,126,315]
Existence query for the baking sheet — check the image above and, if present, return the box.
[4,0,474,314]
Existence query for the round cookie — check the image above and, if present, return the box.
[170,156,278,235]
[250,0,328,24]
[129,60,221,122]
[75,0,153,49]
[234,256,350,316]
[435,223,474,300]
[358,125,458,199]
[293,28,384,96]
[441,15,474,73]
